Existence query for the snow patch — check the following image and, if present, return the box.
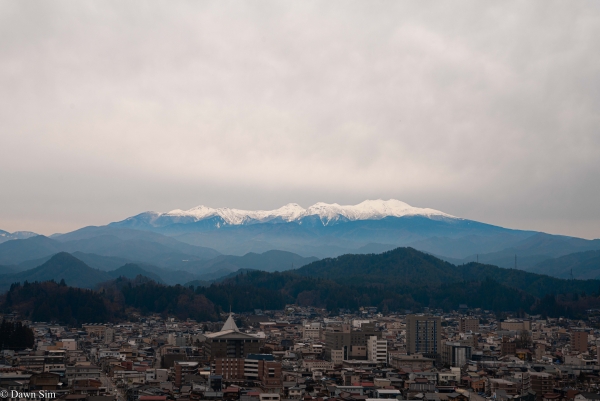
[157,199,454,226]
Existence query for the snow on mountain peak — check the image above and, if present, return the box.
[303,199,453,224]
[159,199,453,226]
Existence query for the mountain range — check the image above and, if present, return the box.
[4,247,600,324]
[0,246,318,290]
[0,230,37,244]
[1,199,599,282]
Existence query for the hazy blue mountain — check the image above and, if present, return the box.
[355,243,400,254]
[14,252,136,273]
[0,265,14,275]
[108,200,540,258]
[527,250,600,279]
[5,199,599,277]
[452,233,600,269]
[105,201,599,264]
[71,252,133,271]
[6,248,316,287]
[0,228,220,268]
[13,256,53,272]
[295,247,600,298]
[0,230,38,244]
[0,252,112,290]
[195,250,317,272]
[53,226,220,259]
[168,250,319,282]
[107,263,164,283]
[109,207,600,263]
[0,236,63,265]
[157,216,534,259]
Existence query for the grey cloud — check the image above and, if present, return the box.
[0,0,599,238]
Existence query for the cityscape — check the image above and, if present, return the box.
[3,305,600,401]
[1,2,599,401]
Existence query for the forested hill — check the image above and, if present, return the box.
[295,247,600,297]
[3,247,600,323]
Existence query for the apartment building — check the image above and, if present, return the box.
[571,331,588,353]
[212,354,282,391]
[367,335,388,364]
[500,320,531,331]
[441,341,472,367]
[302,323,322,340]
[406,315,441,355]
[324,322,381,361]
[459,318,479,333]
[530,372,553,401]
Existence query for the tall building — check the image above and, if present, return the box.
[302,323,322,340]
[441,341,472,367]
[201,314,262,359]
[212,354,282,391]
[174,361,199,388]
[406,315,441,355]
[324,322,381,362]
[571,331,588,353]
[104,328,115,344]
[501,336,516,356]
[459,318,479,333]
[367,335,388,364]
[529,372,553,401]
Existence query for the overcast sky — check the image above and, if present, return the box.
[1,1,599,238]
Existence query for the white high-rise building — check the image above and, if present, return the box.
[367,335,388,364]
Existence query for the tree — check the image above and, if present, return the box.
[516,329,532,349]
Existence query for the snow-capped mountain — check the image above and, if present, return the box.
[0,230,38,244]
[118,199,455,227]
[166,202,307,225]
[108,199,537,259]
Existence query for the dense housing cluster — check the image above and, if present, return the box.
[2,306,600,401]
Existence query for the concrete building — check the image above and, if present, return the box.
[388,354,435,370]
[530,372,553,401]
[330,349,344,365]
[406,315,441,355]
[367,335,387,363]
[490,378,519,396]
[459,318,479,333]
[302,323,322,340]
[501,336,516,356]
[571,331,588,353]
[302,360,334,371]
[441,341,472,367]
[324,322,380,361]
[58,339,77,351]
[500,320,531,331]
[104,328,115,344]
[212,354,282,391]
[201,314,262,359]
[65,365,101,385]
[174,361,199,388]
